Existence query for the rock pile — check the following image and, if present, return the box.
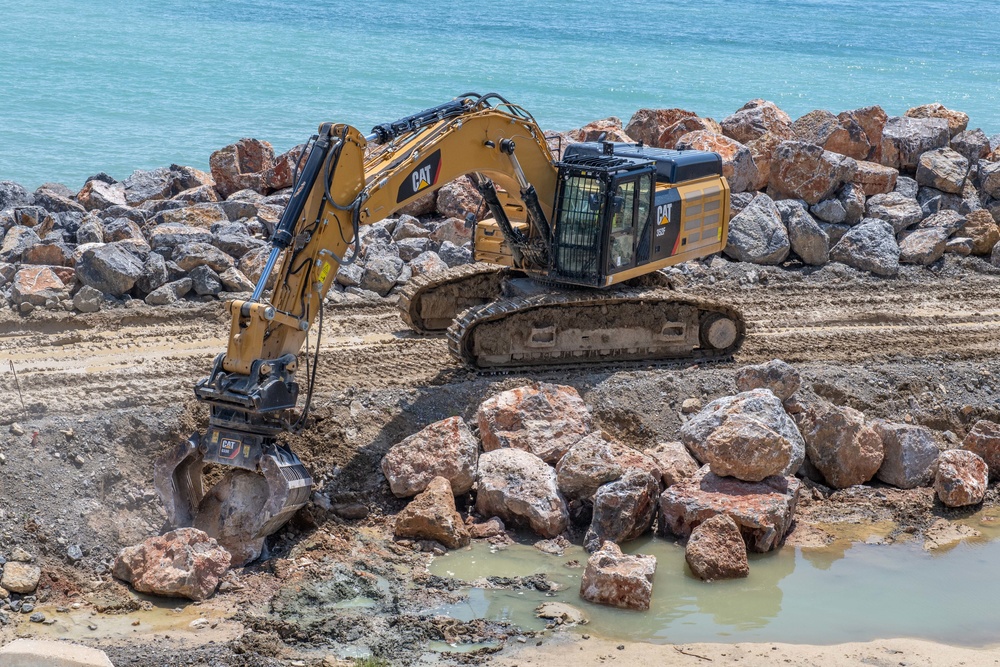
[0,137,479,313]
[602,101,1000,274]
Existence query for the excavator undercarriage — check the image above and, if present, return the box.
[154,94,747,562]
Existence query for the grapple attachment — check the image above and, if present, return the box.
[154,428,312,566]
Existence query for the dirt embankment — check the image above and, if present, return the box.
[2,257,1000,665]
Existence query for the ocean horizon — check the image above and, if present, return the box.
[2,0,998,190]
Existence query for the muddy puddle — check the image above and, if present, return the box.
[427,513,1000,646]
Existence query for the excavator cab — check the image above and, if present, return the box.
[550,153,656,286]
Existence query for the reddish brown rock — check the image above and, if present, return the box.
[658,467,800,552]
[934,449,988,507]
[394,476,471,550]
[112,527,231,601]
[568,117,633,143]
[21,241,73,267]
[625,108,697,146]
[381,416,479,497]
[584,469,660,551]
[786,395,883,488]
[685,513,749,581]
[905,103,969,137]
[397,190,437,217]
[720,99,794,145]
[962,420,1000,479]
[768,141,858,205]
[154,204,227,229]
[657,116,720,149]
[476,448,569,538]
[263,143,310,192]
[468,516,505,539]
[10,266,66,306]
[745,131,785,191]
[477,382,592,464]
[898,228,948,265]
[841,105,888,161]
[435,176,486,222]
[643,441,700,488]
[681,388,806,478]
[792,109,870,160]
[580,542,656,610]
[961,209,1000,255]
[209,138,276,198]
[853,160,899,196]
[429,217,473,246]
[675,131,758,193]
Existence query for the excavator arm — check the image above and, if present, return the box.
[154,94,561,563]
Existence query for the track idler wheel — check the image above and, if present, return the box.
[699,311,741,351]
[153,433,313,566]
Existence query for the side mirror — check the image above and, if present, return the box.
[611,196,625,214]
[588,193,602,212]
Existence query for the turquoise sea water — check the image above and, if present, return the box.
[2,0,999,190]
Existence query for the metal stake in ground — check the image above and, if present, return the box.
[9,360,25,413]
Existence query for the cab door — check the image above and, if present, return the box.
[607,172,653,274]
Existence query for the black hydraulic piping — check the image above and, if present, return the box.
[469,173,526,267]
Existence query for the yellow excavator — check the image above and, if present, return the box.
[155,93,744,563]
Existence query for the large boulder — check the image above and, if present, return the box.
[1,561,41,594]
[76,242,145,295]
[769,141,858,205]
[172,242,234,273]
[555,432,623,501]
[477,383,592,464]
[961,209,999,255]
[209,138,276,198]
[77,179,126,211]
[428,217,473,246]
[658,467,800,552]
[734,359,801,400]
[583,469,660,551]
[436,176,486,222]
[579,542,656,611]
[475,448,569,538]
[898,228,948,265]
[684,513,749,581]
[837,182,866,224]
[775,199,829,266]
[720,99,794,145]
[112,527,231,601]
[643,441,700,488]
[904,103,969,137]
[0,225,41,263]
[681,388,804,477]
[361,255,404,296]
[915,148,969,194]
[34,186,86,214]
[152,203,228,229]
[829,219,900,276]
[381,416,479,497]
[785,395,883,488]
[122,167,172,205]
[149,223,214,251]
[914,209,966,235]
[979,160,1000,199]
[840,105,889,161]
[745,131,786,190]
[873,421,940,489]
[675,131,758,193]
[144,277,193,305]
[723,193,789,264]
[10,266,67,307]
[863,193,925,233]
[880,116,951,171]
[962,420,1000,480]
[0,181,33,209]
[853,161,899,196]
[934,449,988,508]
[791,109,871,160]
[0,639,114,667]
[950,129,991,162]
[393,476,471,550]
[657,116,721,150]
[567,117,633,143]
[624,108,697,146]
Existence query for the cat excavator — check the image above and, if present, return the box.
[154,93,744,563]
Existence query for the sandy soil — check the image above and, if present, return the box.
[2,255,1000,665]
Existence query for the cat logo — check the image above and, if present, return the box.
[397,149,442,203]
[656,203,673,226]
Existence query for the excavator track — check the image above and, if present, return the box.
[447,288,745,371]
[398,262,509,333]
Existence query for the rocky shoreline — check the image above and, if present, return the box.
[2,100,1000,314]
